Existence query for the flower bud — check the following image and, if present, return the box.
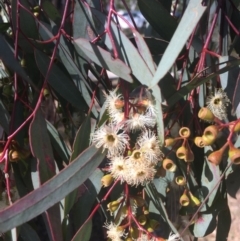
[179,127,191,138]
[228,146,240,165]
[189,191,201,206]
[176,146,188,160]
[129,227,139,239]
[179,192,190,206]
[202,125,219,145]
[101,174,114,187]
[164,137,176,147]
[107,200,121,213]
[138,214,147,225]
[175,176,186,186]
[194,136,205,148]
[9,150,20,162]
[198,107,215,122]
[162,159,177,172]
[208,143,228,165]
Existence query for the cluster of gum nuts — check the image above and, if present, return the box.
[161,107,240,207]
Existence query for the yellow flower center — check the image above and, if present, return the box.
[213,98,221,105]
[107,134,115,143]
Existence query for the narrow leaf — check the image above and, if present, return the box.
[74,38,133,83]
[150,0,207,87]
[71,219,92,241]
[0,145,106,233]
[35,50,87,111]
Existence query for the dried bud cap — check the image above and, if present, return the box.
[229,121,240,133]
[194,136,205,148]
[179,127,191,138]
[101,174,114,187]
[202,125,219,145]
[162,159,177,172]
[138,214,147,225]
[189,191,201,206]
[198,107,215,122]
[175,176,186,186]
[176,146,188,160]
[228,146,240,165]
[179,192,190,206]
[164,137,176,147]
[114,99,124,109]
[107,200,121,213]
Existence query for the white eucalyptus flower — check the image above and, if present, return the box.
[206,89,230,120]
[104,222,127,241]
[125,161,156,186]
[92,123,129,156]
[125,113,156,131]
[137,130,163,164]
[105,89,124,117]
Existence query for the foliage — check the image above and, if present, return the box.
[0,0,240,240]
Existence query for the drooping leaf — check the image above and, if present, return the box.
[0,34,35,87]
[138,0,178,41]
[90,8,154,85]
[64,115,92,216]
[29,109,56,183]
[19,224,41,241]
[46,121,71,164]
[29,110,63,241]
[0,145,106,233]
[167,58,240,107]
[42,1,61,24]
[191,213,217,237]
[0,99,10,134]
[35,49,87,111]
[74,38,133,83]
[150,0,207,87]
[71,219,92,241]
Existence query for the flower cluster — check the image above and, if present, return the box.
[92,89,163,187]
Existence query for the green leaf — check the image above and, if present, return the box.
[71,219,92,241]
[167,58,240,107]
[47,121,71,164]
[91,8,154,85]
[150,0,207,87]
[29,110,63,241]
[0,34,35,87]
[64,115,91,216]
[0,99,10,134]
[19,224,41,241]
[132,30,156,74]
[0,145,106,233]
[35,50,87,111]
[11,0,39,51]
[138,0,178,41]
[191,213,216,237]
[42,1,61,24]
[215,207,231,241]
[74,38,133,83]
[29,109,55,183]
